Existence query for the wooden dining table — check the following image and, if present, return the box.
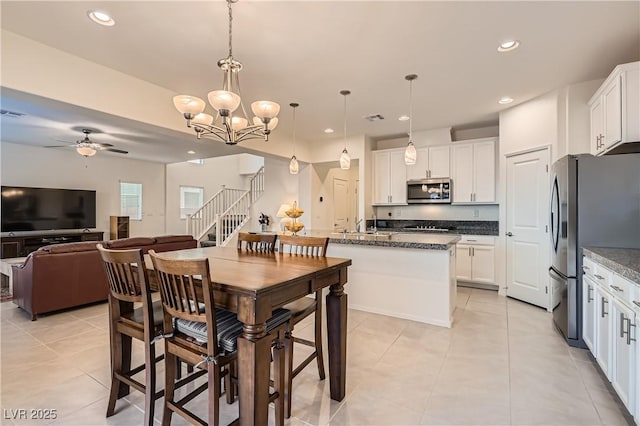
[144,246,351,426]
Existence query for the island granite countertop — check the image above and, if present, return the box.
[305,230,460,250]
[583,247,640,284]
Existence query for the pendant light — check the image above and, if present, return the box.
[289,103,299,175]
[339,90,351,170]
[404,74,418,165]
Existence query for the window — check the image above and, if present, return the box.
[120,182,142,220]
[180,186,204,219]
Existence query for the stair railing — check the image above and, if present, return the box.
[215,191,251,246]
[186,166,265,243]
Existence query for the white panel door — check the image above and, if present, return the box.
[595,283,613,379]
[583,276,597,352]
[451,144,473,203]
[473,140,496,203]
[389,149,407,204]
[603,75,622,148]
[456,244,472,281]
[406,147,428,180]
[428,145,450,178]
[332,178,349,231]
[372,151,390,204]
[506,148,550,309]
[471,245,495,284]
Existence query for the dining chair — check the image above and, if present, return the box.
[277,235,329,418]
[237,232,277,252]
[97,244,164,426]
[148,249,291,426]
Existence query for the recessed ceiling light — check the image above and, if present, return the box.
[88,10,115,26]
[324,128,334,134]
[187,150,196,154]
[398,115,410,121]
[498,96,514,105]
[497,40,519,52]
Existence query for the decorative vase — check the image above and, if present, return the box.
[261,224,267,232]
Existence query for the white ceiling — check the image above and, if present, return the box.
[1,1,639,163]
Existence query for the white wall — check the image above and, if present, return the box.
[1,142,166,237]
[165,154,261,235]
[308,163,359,230]
[375,127,452,150]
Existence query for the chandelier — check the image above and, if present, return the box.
[172,0,280,145]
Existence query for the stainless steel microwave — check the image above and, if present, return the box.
[407,178,451,204]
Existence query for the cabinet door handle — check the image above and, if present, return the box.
[633,300,640,308]
[620,313,627,339]
[601,296,608,317]
[471,247,474,256]
[594,274,604,280]
[587,285,593,302]
[468,247,471,256]
[609,284,623,292]
[628,319,636,345]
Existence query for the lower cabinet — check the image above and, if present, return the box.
[583,276,597,352]
[456,236,495,285]
[611,297,636,412]
[583,255,638,420]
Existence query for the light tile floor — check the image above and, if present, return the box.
[0,287,634,425]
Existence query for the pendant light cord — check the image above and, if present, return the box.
[409,78,413,141]
[343,93,347,150]
[292,106,296,156]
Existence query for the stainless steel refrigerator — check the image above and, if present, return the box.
[549,153,640,347]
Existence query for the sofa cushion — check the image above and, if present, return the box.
[106,237,155,249]
[38,241,104,254]
[154,235,195,244]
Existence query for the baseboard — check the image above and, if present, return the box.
[457,281,499,291]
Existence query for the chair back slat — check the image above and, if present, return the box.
[97,244,148,303]
[278,235,329,258]
[149,250,218,353]
[237,232,277,253]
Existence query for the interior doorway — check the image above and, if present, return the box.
[333,178,348,231]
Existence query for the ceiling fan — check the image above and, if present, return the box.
[47,128,129,157]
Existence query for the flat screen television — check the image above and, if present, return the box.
[1,186,97,232]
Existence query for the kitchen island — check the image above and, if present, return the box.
[306,230,460,327]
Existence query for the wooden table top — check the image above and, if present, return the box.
[144,246,351,296]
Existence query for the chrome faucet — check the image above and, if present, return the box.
[355,219,362,233]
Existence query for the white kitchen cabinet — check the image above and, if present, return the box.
[451,138,496,204]
[589,61,640,155]
[583,275,597,352]
[611,297,635,413]
[406,145,450,180]
[594,283,613,378]
[372,149,407,205]
[456,236,495,285]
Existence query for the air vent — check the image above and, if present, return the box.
[363,114,384,122]
[0,109,26,118]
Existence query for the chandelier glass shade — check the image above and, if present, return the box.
[404,74,418,165]
[339,90,351,170]
[172,0,279,145]
[289,103,299,175]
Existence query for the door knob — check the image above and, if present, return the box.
[505,232,513,237]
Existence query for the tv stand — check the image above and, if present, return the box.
[0,231,103,259]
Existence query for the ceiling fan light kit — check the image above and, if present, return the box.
[172,0,280,145]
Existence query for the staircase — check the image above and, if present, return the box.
[187,167,264,247]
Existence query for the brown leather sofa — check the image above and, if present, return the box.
[12,235,197,320]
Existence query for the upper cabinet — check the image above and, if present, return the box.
[406,145,450,180]
[451,138,496,204]
[372,148,407,205]
[589,61,640,155]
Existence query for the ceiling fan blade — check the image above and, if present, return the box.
[94,142,114,148]
[44,144,73,148]
[103,148,129,154]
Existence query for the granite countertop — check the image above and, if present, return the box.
[306,230,460,250]
[583,247,640,284]
[364,220,499,236]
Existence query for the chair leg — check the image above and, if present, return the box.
[106,327,122,417]
[143,342,157,426]
[273,330,285,426]
[209,362,221,426]
[284,327,293,419]
[225,363,236,404]
[118,334,133,398]
[162,347,176,426]
[315,300,326,380]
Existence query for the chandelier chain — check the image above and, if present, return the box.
[227,0,233,58]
